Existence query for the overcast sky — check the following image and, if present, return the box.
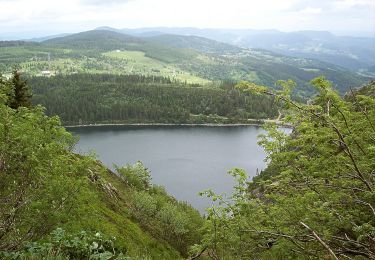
[1,0,375,39]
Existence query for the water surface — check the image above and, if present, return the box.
[70,125,267,212]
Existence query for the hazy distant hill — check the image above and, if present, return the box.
[237,30,375,71]
[52,29,240,54]
[43,30,199,64]
[146,34,242,54]
[97,27,375,72]
[0,41,39,47]
[26,33,72,42]
[44,30,144,50]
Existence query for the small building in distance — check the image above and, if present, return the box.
[41,70,51,77]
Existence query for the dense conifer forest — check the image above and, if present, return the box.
[29,74,278,125]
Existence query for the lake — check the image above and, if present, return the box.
[69,125,267,212]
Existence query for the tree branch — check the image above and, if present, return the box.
[300,222,339,260]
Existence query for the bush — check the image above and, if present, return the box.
[132,191,158,223]
[116,161,151,190]
[117,162,204,257]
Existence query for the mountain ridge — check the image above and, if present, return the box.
[17,26,375,72]
[89,27,375,72]
[1,29,371,95]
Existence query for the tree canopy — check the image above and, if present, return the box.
[196,77,375,259]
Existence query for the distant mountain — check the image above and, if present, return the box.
[43,30,370,92]
[237,31,375,71]
[94,26,122,32]
[43,30,199,64]
[26,27,375,73]
[93,27,241,53]
[96,27,375,72]
[26,33,72,42]
[1,29,370,96]
[146,34,242,54]
[44,30,144,50]
[0,41,39,47]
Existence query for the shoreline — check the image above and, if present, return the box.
[64,120,292,128]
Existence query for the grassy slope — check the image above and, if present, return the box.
[46,156,182,259]
[103,50,210,84]
[0,97,186,258]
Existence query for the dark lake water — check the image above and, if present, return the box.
[69,125,267,212]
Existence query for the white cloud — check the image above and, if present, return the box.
[334,0,375,8]
[298,7,322,14]
[0,0,374,38]
[81,0,133,5]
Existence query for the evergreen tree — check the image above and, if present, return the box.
[9,70,32,109]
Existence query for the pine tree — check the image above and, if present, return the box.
[9,70,32,109]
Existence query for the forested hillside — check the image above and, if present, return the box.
[29,74,278,125]
[0,29,369,95]
[352,80,375,97]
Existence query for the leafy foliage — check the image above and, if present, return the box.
[0,99,87,251]
[116,161,152,190]
[117,162,204,257]
[1,228,126,259]
[196,77,375,259]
